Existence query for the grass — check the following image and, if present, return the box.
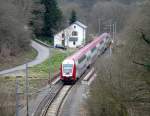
[0,48,76,97]
[0,48,76,91]
[29,49,76,78]
[0,47,37,71]
[0,45,77,116]
[0,76,47,116]
[0,48,76,111]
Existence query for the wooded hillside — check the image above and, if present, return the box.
[0,0,32,62]
[86,0,150,116]
[0,0,63,63]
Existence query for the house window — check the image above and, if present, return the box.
[62,33,65,38]
[73,41,76,45]
[69,37,78,41]
[72,31,78,36]
[62,40,65,46]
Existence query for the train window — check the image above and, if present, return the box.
[78,55,86,64]
[63,64,73,67]
[87,56,90,61]
[100,40,104,44]
[91,47,96,53]
[63,64,73,73]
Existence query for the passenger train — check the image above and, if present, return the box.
[60,33,112,83]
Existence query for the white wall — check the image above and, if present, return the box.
[54,23,86,48]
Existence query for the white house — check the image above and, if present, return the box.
[54,21,87,48]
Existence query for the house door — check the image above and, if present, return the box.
[62,40,65,46]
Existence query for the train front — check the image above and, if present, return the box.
[60,59,76,82]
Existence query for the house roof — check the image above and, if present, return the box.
[54,21,87,36]
[73,21,87,29]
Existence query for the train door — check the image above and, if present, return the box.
[99,40,105,54]
[78,55,87,77]
[91,46,97,64]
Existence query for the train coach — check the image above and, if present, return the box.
[60,33,112,83]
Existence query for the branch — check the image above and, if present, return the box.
[133,61,150,68]
[140,31,150,45]
[137,28,150,45]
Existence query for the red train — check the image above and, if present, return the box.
[60,33,112,82]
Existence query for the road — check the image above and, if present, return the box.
[0,40,49,76]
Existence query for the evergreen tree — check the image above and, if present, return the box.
[42,0,62,37]
[69,10,77,25]
[31,0,45,36]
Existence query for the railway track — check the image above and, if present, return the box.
[43,85,72,116]
[33,80,64,116]
[33,33,110,116]
[39,67,95,116]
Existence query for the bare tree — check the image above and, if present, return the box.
[86,1,150,116]
[89,1,130,34]
[0,0,33,61]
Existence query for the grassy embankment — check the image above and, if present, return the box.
[0,48,76,92]
[0,35,82,115]
[0,48,76,116]
[0,47,37,116]
[0,34,76,93]
[29,49,73,78]
[0,48,37,71]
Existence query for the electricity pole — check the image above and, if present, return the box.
[109,24,112,34]
[98,18,101,34]
[114,22,117,42]
[49,46,51,88]
[15,76,19,116]
[112,23,115,42]
[25,63,29,116]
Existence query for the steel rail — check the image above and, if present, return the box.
[33,80,63,116]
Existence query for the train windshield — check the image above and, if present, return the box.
[63,64,73,74]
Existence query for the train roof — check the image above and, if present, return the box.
[65,33,109,61]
